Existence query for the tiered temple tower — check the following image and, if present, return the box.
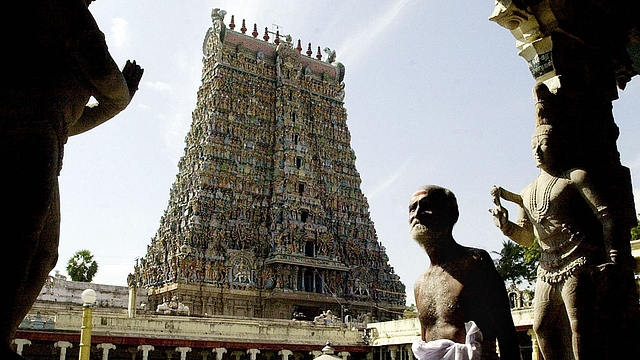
[133,9,405,322]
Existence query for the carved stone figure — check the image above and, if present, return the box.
[490,117,615,359]
[1,1,143,358]
[490,2,640,357]
[491,80,637,360]
[410,186,520,360]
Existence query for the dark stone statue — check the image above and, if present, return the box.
[490,123,612,359]
[490,83,639,360]
[0,1,143,358]
[410,185,521,360]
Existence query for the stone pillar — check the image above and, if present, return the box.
[338,351,350,360]
[54,341,73,360]
[213,347,228,360]
[138,345,155,360]
[247,348,260,360]
[97,343,117,360]
[13,339,31,355]
[405,345,414,360]
[176,347,192,360]
[365,351,373,360]
[278,349,292,360]
[388,346,397,360]
[128,285,137,318]
[528,329,540,360]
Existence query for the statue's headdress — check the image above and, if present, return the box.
[533,83,556,137]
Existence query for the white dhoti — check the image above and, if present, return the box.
[411,321,483,360]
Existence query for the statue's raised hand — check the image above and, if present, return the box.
[122,60,144,99]
[489,185,509,230]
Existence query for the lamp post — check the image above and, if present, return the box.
[79,289,97,360]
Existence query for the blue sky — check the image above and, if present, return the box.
[55,0,640,306]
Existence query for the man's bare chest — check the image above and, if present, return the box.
[415,270,465,327]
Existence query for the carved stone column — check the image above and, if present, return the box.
[404,345,414,360]
[388,346,397,360]
[213,347,228,360]
[247,348,261,360]
[54,341,73,360]
[138,344,155,360]
[278,349,292,360]
[97,343,116,360]
[527,329,540,360]
[176,347,192,360]
[13,339,31,356]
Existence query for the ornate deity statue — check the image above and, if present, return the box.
[490,1,640,358]
[490,85,618,360]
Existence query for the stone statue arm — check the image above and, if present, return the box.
[66,1,143,136]
[569,169,617,263]
[490,186,535,247]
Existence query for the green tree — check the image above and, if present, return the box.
[403,304,418,319]
[493,240,539,286]
[66,249,98,282]
[631,215,640,241]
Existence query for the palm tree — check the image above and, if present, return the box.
[66,249,98,282]
[492,240,539,287]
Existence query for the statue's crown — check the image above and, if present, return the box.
[533,82,556,134]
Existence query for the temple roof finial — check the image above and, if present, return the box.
[296,39,302,53]
[306,43,313,57]
[229,15,235,31]
[275,30,280,45]
[263,27,269,42]
[241,19,247,34]
[252,24,259,38]
[316,46,322,60]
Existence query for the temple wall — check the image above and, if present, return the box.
[37,273,146,309]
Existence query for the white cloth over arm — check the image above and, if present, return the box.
[411,321,483,360]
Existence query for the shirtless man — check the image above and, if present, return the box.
[1,1,143,358]
[410,185,520,360]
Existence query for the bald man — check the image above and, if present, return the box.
[409,185,520,360]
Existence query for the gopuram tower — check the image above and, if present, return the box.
[132,9,405,322]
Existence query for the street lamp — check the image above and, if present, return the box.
[79,289,97,360]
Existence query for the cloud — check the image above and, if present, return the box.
[164,113,190,159]
[111,18,130,48]
[366,158,412,200]
[338,0,415,65]
[144,81,173,92]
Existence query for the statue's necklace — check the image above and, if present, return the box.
[530,175,559,222]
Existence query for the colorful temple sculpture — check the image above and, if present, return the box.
[132,9,406,322]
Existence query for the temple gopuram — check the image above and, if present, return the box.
[132,8,406,322]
